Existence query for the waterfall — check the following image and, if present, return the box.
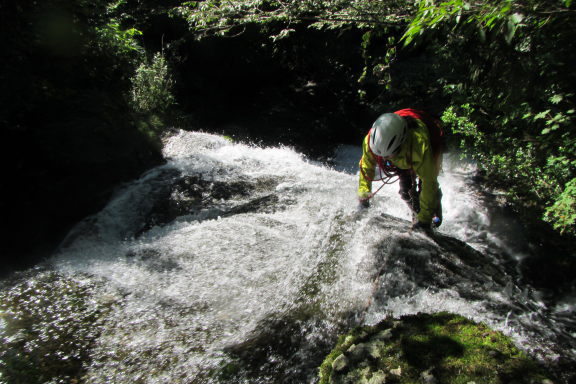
[1,130,574,383]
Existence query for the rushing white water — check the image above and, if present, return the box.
[3,130,575,383]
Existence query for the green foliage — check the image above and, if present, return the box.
[545,178,576,233]
[402,0,573,45]
[95,20,143,56]
[396,0,576,235]
[441,104,484,151]
[442,100,576,235]
[131,52,175,113]
[173,0,413,38]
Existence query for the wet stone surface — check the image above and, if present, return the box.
[139,174,282,234]
[0,271,121,384]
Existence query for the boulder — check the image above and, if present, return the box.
[318,312,556,384]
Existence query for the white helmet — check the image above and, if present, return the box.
[369,113,407,157]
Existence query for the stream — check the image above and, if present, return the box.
[1,130,575,383]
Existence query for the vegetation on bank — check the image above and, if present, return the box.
[0,0,174,267]
[1,0,575,264]
[405,0,576,236]
[319,312,555,384]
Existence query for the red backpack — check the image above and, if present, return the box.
[394,108,445,158]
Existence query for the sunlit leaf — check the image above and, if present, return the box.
[550,94,563,104]
[510,12,524,24]
[534,111,549,120]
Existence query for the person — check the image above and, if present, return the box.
[357,109,443,230]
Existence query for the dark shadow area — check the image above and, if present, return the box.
[0,0,166,275]
[221,310,356,384]
[473,188,576,302]
[168,23,375,158]
[497,359,562,384]
[401,335,465,370]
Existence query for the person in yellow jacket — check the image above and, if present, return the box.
[358,110,443,230]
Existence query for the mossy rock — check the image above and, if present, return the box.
[319,312,555,384]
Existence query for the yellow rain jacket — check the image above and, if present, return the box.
[358,118,441,224]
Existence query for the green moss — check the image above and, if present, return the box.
[319,312,554,384]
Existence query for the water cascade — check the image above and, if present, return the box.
[1,130,574,383]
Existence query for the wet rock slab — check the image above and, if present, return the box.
[140,173,282,233]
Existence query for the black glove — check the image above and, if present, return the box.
[432,216,442,228]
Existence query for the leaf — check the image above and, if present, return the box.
[534,110,549,120]
[401,24,421,45]
[270,28,295,42]
[550,94,563,104]
[510,13,524,24]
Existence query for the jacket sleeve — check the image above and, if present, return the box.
[358,134,376,199]
[413,138,440,224]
